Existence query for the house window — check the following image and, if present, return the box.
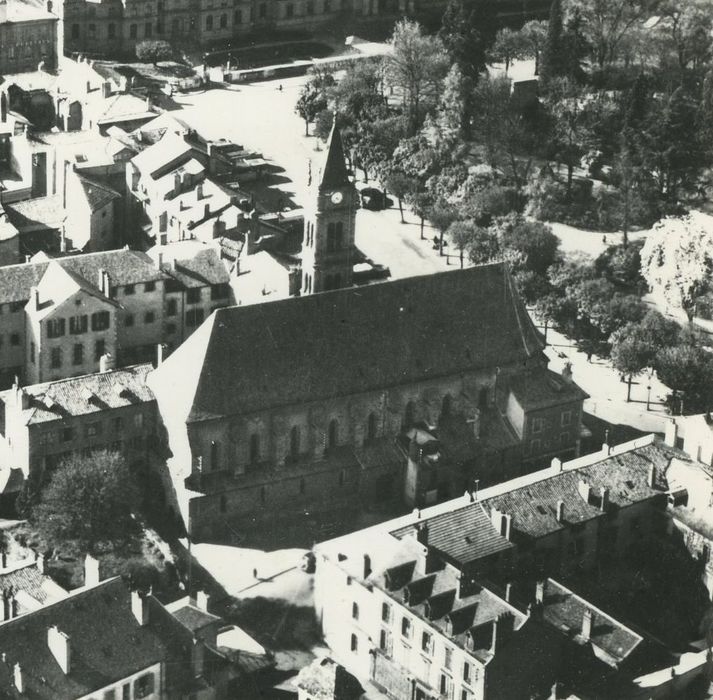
[532,417,543,434]
[220,12,228,26]
[145,22,153,37]
[260,486,266,504]
[134,414,144,428]
[122,682,130,700]
[125,314,135,327]
[306,0,314,13]
[73,344,84,365]
[299,477,306,494]
[10,302,23,313]
[444,646,453,669]
[379,628,391,653]
[286,3,294,17]
[403,401,415,429]
[350,633,358,652]
[167,298,178,316]
[250,433,260,463]
[144,311,155,324]
[440,674,451,696]
[145,281,156,293]
[206,14,214,29]
[51,347,62,369]
[421,631,432,655]
[560,431,570,445]
[352,601,359,619]
[186,289,201,305]
[367,412,378,441]
[463,661,471,683]
[561,410,572,426]
[95,339,106,361]
[91,311,110,331]
[71,23,80,38]
[531,438,542,454]
[259,3,266,17]
[211,283,230,300]
[108,22,116,38]
[234,9,242,22]
[10,333,19,346]
[290,426,300,460]
[401,616,411,638]
[328,419,338,448]
[134,673,155,699]
[382,602,391,623]
[61,427,74,442]
[30,342,35,364]
[461,690,473,700]
[186,308,204,327]
[86,422,102,437]
[69,315,88,335]
[124,284,135,295]
[47,318,66,338]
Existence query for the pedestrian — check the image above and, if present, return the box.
[602,235,607,244]
[278,84,283,92]
[587,351,593,363]
[253,567,258,579]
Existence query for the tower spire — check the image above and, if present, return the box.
[318,119,349,191]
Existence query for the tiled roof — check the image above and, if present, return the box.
[95,94,156,124]
[0,364,155,425]
[509,369,589,410]
[166,598,220,634]
[151,263,544,423]
[0,560,64,612]
[481,443,672,540]
[4,196,65,233]
[131,134,194,178]
[540,579,643,665]
[0,578,171,700]
[76,174,121,212]
[391,503,514,567]
[162,248,231,289]
[0,249,166,304]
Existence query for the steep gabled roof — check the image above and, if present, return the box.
[149,263,545,423]
[317,122,350,190]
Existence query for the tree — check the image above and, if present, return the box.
[654,0,713,72]
[384,171,416,223]
[493,214,560,277]
[611,334,652,401]
[295,82,328,136]
[32,451,139,553]
[594,240,646,291]
[655,344,713,414]
[314,108,334,141]
[428,199,458,255]
[521,20,549,74]
[489,28,526,74]
[385,19,449,135]
[541,0,568,82]
[447,219,496,267]
[408,190,434,239]
[439,0,496,82]
[135,39,173,65]
[640,211,713,320]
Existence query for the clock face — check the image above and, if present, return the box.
[330,191,343,205]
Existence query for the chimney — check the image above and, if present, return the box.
[2,590,17,621]
[502,513,512,540]
[581,608,593,642]
[600,487,609,512]
[29,286,40,310]
[156,251,164,270]
[556,500,565,523]
[196,183,203,200]
[13,664,23,693]
[665,419,679,448]
[84,553,100,587]
[470,408,481,439]
[602,429,611,455]
[47,626,71,674]
[362,554,371,579]
[505,582,512,603]
[36,552,46,574]
[156,343,164,367]
[551,457,562,472]
[195,590,209,611]
[98,268,107,295]
[0,552,6,570]
[103,271,111,297]
[535,580,545,605]
[561,361,573,384]
[648,464,656,489]
[416,523,429,546]
[99,353,115,373]
[131,590,150,626]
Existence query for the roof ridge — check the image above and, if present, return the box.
[22,363,151,395]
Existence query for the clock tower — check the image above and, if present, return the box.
[300,121,357,295]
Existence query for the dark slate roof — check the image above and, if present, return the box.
[390,503,514,567]
[0,364,155,425]
[76,174,121,212]
[170,603,220,634]
[318,122,349,191]
[163,248,231,289]
[4,196,65,233]
[482,442,673,540]
[509,369,589,410]
[0,578,171,700]
[154,263,544,423]
[540,579,642,665]
[0,249,167,304]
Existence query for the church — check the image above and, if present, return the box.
[148,262,588,542]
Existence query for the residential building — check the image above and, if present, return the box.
[313,434,690,700]
[0,362,157,489]
[147,263,587,542]
[0,574,247,699]
[0,246,232,387]
[0,1,58,75]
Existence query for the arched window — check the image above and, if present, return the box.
[290,426,301,460]
[328,419,338,448]
[206,15,213,29]
[249,433,260,464]
[367,412,377,441]
[210,440,219,471]
[441,394,452,418]
[404,401,415,429]
[220,12,227,27]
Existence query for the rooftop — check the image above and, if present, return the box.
[149,263,545,423]
[0,1,57,24]
[0,559,67,614]
[0,363,155,426]
[509,368,590,411]
[76,173,120,212]
[147,241,231,289]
